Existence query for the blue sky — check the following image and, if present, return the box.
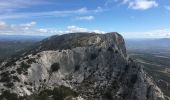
[0,0,170,38]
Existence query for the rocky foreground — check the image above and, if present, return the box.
[0,32,169,100]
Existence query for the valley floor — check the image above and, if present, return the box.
[128,50,170,97]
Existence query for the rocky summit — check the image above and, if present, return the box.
[0,32,169,100]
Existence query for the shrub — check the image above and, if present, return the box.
[10,70,16,74]
[12,76,20,82]
[27,58,36,64]
[38,91,51,100]
[115,50,118,54]
[0,76,11,83]
[90,53,97,60]
[16,62,30,75]
[16,68,22,74]
[128,58,133,62]
[51,63,60,72]
[124,65,129,71]
[25,86,78,100]
[5,60,16,67]
[146,86,151,98]
[98,48,102,52]
[103,91,113,100]
[52,86,78,100]
[24,82,28,85]
[0,71,11,83]
[0,90,20,100]
[74,65,80,72]
[130,74,138,84]
[20,62,30,70]
[107,47,113,52]
[111,80,119,91]
[4,82,14,88]
[23,71,28,75]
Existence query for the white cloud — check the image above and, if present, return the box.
[38,28,48,33]
[105,0,158,10]
[122,29,170,38]
[128,0,158,10]
[165,6,170,10]
[1,21,169,38]
[0,21,6,26]
[77,16,95,21]
[0,21,105,36]
[66,26,105,34]
[93,30,105,34]
[77,8,88,14]
[0,21,7,29]
[0,0,44,8]
[67,26,88,33]
[122,0,130,4]
[0,7,103,20]
[146,29,170,37]
[0,21,52,36]
[0,0,49,13]
[20,21,36,27]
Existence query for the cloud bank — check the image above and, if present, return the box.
[122,29,170,38]
[0,7,103,20]
[106,0,158,10]
[76,16,95,21]
[128,0,158,10]
[0,21,105,36]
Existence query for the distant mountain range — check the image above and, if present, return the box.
[125,38,170,52]
[0,35,47,42]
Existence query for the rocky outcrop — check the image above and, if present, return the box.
[0,32,168,100]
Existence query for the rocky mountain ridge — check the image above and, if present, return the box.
[0,32,169,100]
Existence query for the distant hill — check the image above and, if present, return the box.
[0,35,47,62]
[126,38,170,97]
[0,35,47,42]
[125,38,170,52]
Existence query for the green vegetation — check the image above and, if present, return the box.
[103,91,113,100]
[0,86,78,100]
[130,74,138,84]
[124,65,130,71]
[16,62,30,75]
[40,33,97,51]
[51,62,60,72]
[74,65,80,72]
[27,58,36,64]
[11,70,16,74]
[25,86,78,100]
[12,76,20,82]
[4,82,14,88]
[16,68,22,74]
[0,71,11,83]
[0,41,34,62]
[90,53,98,60]
[0,90,20,100]
[115,50,118,54]
[0,71,20,88]
[128,50,170,97]
[107,47,114,52]
[20,62,30,69]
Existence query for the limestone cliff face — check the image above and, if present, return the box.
[0,32,168,100]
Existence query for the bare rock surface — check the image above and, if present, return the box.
[0,32,169,100]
